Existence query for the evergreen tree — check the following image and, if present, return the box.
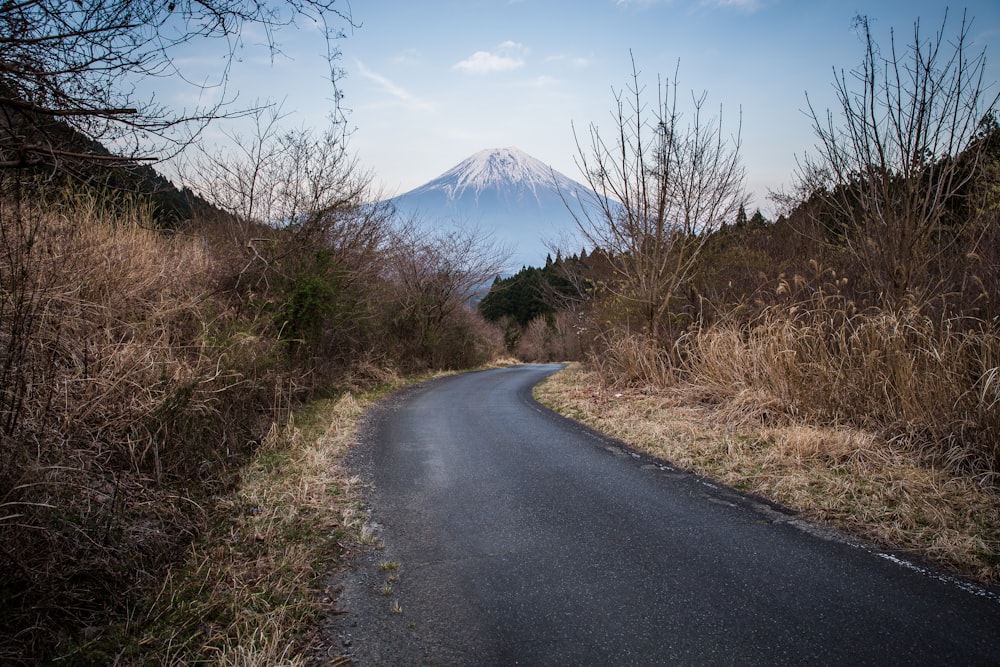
[749,209,768,227]
[735,204,748,228]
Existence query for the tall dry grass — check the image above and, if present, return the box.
[585,260,1000,478]
[587,331,674,387]
[679,285,1000,477]
[0,183,508,662]
[0,190,283,663]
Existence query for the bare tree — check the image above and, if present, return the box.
[0,0,352,174]
[381,224,509,368]
[188,107,373,236]
[185,107,396,326]
[797,10,1000,304]
[570,58,747,341]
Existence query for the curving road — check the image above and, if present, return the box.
[334,364,1000,665]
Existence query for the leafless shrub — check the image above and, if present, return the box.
[570,56,747,343]
[377,224,508,370]
[516,311,584,362]
[797,10,999,304]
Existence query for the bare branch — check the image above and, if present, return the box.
[568,55,747,340]
[0,0,354,175]
[796,10,999,303]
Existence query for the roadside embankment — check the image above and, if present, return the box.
[535,363,999,586]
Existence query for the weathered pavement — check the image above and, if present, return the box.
[324,364,1000,665]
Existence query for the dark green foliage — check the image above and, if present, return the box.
[479,268,549,326]
[748,209,768,228]
[479,260,579,328]
[278,250,342,348]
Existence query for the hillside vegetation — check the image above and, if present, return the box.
[0,159,504,662]
[485,14,1000,582]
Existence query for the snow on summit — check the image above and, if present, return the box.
[414,147,578,201]
[388,147,595,270]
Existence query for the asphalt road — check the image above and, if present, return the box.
[332,364,1000,665]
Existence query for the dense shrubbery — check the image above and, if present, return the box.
[527,114,1000,477]
[489,18,1000,483]
[0,170,504,661]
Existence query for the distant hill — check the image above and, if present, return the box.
[0,92,217,227]
[387,147,598,271]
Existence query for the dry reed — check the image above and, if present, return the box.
[680,294,1000,476]
[0,191,283,663]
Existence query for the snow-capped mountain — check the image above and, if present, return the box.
[388,147,595,271]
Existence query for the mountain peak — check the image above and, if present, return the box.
[388,147,594,270]
[408,146,580,202]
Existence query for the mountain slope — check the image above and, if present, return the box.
[388,147,595,270]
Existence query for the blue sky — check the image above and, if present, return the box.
[178,1,1000,214]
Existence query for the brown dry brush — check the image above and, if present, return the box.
[0,189,283,663]
[580,187,1000,478]
[585,258,1000,480]
[679,281,1000,478]
[0,180,508,661]
[576,215,1000,475]
[515,310,585,363]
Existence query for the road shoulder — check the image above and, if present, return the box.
[534,363,1000,588]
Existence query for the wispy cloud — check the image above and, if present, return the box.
[453,41,528,74]
[546,53,593,68]
[616,0,763,9]
[354,60,434,111]
[615,0,673,7]
[699,0,763,11]
[392,48,423,66]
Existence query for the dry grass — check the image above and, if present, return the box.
[678,296,1000,476]
[588,331,675,387]
[536,363,1000,585]
[0,189,311,663]
[72,387,394,665]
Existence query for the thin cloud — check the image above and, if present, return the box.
[616,0,764,9]
[453,41,528,74]
[615,0,673,6]
[546,53,593,68]
[392,48,423,66]
[354,60,434,111]
[699,0,763,11]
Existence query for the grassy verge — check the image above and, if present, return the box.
[535,363,999,586]
[64,382,403,666]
